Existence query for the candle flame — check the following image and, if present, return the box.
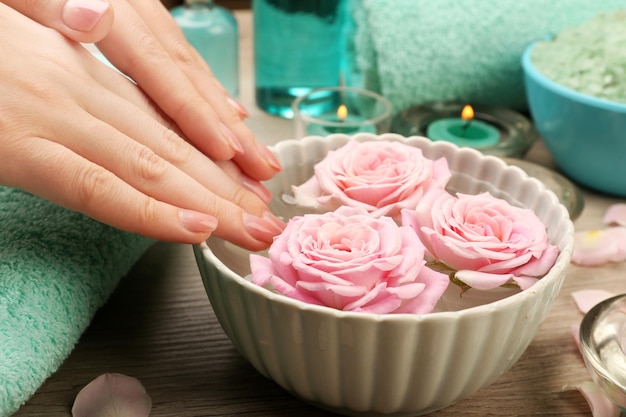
[337,104,348,122]
[461,105,474,122]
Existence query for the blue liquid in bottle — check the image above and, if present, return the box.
[253,0,348,118]
[172,0,239,97]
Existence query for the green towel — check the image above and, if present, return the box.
[0,187,154,416]
[351,0,626,113]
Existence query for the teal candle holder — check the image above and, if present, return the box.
[292,87,392,138]
[427,118,501,147]
[391,102,537,158]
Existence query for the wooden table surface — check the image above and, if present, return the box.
[14,10,626,417]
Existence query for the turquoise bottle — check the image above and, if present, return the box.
[171,0,239,97]
[253,0,349,118]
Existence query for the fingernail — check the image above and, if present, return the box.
[257,142,282,171]
[263,211,286,231]
[242,178,273,204]
[220,123,244,154]
[227,97,250,119]
[243,212,285,243]
[180,210,218,234]
[62,0,110,32]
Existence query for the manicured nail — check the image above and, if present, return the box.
[62,0,110,32]
[263,211,286,231]
[243,212,285,243]
[257,142,282,171]
[227,97,250,119]
[180,210,218,234]
[242,178,273,204]
[220,123,244,154]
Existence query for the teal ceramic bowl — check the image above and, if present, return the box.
[522,42,626,197]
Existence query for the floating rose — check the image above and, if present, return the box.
[291,139,451,221]
[250,206,449,314]
[402,190,559,291]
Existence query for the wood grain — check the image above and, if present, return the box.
[13,10,626,417]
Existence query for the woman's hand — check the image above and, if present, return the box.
[3,0,282,182]
[0,4,284,250]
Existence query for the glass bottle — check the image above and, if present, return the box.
[253,0,348,118]
[171,0,239,97]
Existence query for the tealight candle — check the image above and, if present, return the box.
[391,102,538,158]
[426,105,500,148]
[292,87,392,138]
[304,104,377,136]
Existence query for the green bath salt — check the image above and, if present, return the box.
[532,10,626,103]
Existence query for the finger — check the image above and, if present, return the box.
[216,160,273,204]
[3,0,114,43]
[85,54,276,202]
[71,75,272,212]
[95,0,242,161]
[53,87,284,249]
[78,53,282,242]
[9,135,284,249]
[8,137,218,244]
[124,0,282,181]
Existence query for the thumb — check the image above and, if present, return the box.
[4,0,114,43]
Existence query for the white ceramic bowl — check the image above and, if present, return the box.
[193,133,574,416]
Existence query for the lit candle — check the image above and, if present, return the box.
[305,104,377,136]
[426,105,500,148]
[292,87,392,139]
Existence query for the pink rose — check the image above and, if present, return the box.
[292,140,451,221]
[401,190,559,291]
[250,206,449,314]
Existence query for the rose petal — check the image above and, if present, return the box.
[511,276,539,291]
[511,245,560,278]
[569,381,621,417]
[571,289,615,314]
[72,373,151,417]
[394,266,449,314]
[603,203,626,226]
[269,275,325,306]
[454,270,515,291]
[250,254,277,286]
[351,295,403,314]
[344,282,402,313]
[571,227,626,266]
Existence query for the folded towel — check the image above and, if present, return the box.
[0,187,153,416]
[351,0,626,113]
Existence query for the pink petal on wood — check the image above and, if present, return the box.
[573,381,621,417]
[72,373,151,417]
[571,289,614,314]
[603,204,626,226]
[571,227,626,266]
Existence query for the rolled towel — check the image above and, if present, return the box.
[0,187,153,416]
[350,0,626,113]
